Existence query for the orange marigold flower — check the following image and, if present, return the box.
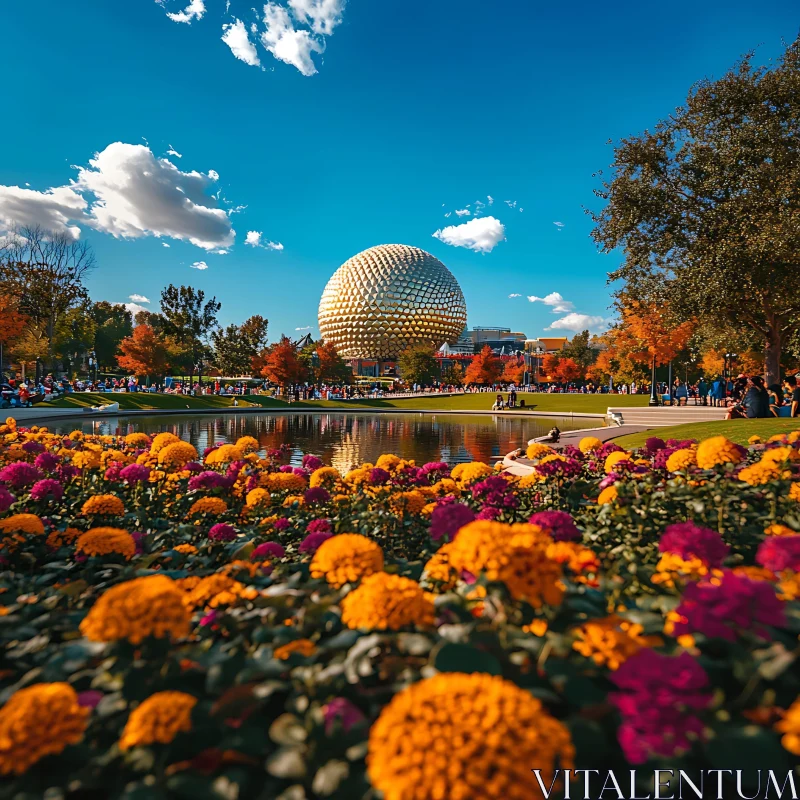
[739,461,787,486]
[766,524,797,537]
[776,696,800,756]
[666,448,697,472]
[81,494,125,516]
[450,461,494,485]
[124,432,151,448]
[149,432,181,455]
[422,543,459,591]
[651,552,714,588]
[80,575,190,644]
[0,513,45,536]
[341,573,434,630]
[695,435,743,469]
[173,543,198,555]
[430,478,460,497]
[245,488,272,508]
[572,615,661,670]
[263,471,307,492]
[547,541,600,580]
[157,441,199,468]
[119,691,197,750]
[309,466,340,490]
[597,485,618,505]
[181,573,258,609]
[447,521,564,606]
[72,450,101,470]
[204,444,244,465]
[309,533,384,588]
[778,570,800,601]
[76,527,136,560]
[604,451,630,474]
[46,527,82,548]
[274,638,316,660]
[789,483,800,502]
[374,454,401,472]
[188,496,228,516]
[388,490,427,515]
[578,436,603,453]
[526,442,554,459]
[732,566,777,583]
[0,683,89,776]
[762,446,800,466]
[367,673,574,800]
[235,435,260,453]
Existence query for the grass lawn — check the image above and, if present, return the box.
[42,391,647,415]
[615,418,800,449]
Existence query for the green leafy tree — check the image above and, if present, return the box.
[91,302,133,370]
[592,39,800,385]
[211,315,269,376]
[398,343,440,385]
[561,330,599,372]
[441,361,464,386]
[54,302,97,375]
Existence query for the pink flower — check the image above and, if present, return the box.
[0,462,42,489]
[368,467,391,485]
[77,690,104,709]
[757,535,800,573]
[200,610,218,626]
[104,464,122,482]
[21,441,45,454]
[306,519,332,534]
[475,506,501,521]
[29,478,64,502]
[610,649,712,764]
[302,454,323,471]
[323,698,366,735]
[658,522,729,568]
[0,487,15,513]
[252,542,285,559]
[528,510,581,542]
[304,487,330,505]
[209,523,237,542]
[670,570,785,642]
[188,471,230,490]
[429,501,475,542]
[34,452,59,472]
[119,464,151,484]
[299,530,333,554]
[273,518,290,532]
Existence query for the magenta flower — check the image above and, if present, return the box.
[476,506,502,520]
[610,649,712,764]
[429,500,475,542]
[208,523,237,542]
[56,464,79,483]
[0,487,15,513]
[323,698,366,735]
[77,690,104,709]
[184,461,204,473]
[252,541,285,559]
[21,441,45,454]
[658,522,729,568]
[299,530,333,554]
[34,452,59,472]
[188,471,229,490]
[119,464,151,484]
[304,487,330,504]
[307,518,332,533]
[420,461,451,481]
[29,478,64,502]
[529,510,581,542]
[131,531,146,555]
[757,535,800,573]
[104,464,122,482]
[200,610,218,626]
[273,517,290,532]
[368,467,391,485]
[302,454,323,471]
[0,462,42,489]
[670,570,785,642]
[279,465,295,473]
[644,436,667,453]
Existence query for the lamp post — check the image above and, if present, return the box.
[535,346,544,387]
[35,357,42,387]
[89,350,97,384]
[649,355,659,407]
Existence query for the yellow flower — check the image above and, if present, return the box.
[572,615,661,670]
[651,552,714,588]
[101,448,129,466]
[124,432,151,448]
[273,639,316,660]
[310,533,384,588]
[245,488,272,509]
[776,697,800,756]
[447,521,563,606]
[0,683,89,776]
[388,490,427,515]
[597,485,618,505]
[766,524,797,537]
[666,448,697,472]
[0,513,45,536]
[450,461,494,485]
[604,451,630,474]
[81,494,125,516]
[578,436,603,453]
[367,673,574,800]
[777,571,800,601]
[748,435,762,445]
[119,691,197,750]
[181,573,258,608]
[790,483,800,502]
[72,450,101,470]
[738,461,787,486]
[157,441,198,468]
[80,575,190,644]
[76,527,136,560]
[430,478,460,497]
[68,430,84,441]
[173,543,198,555]
[526,442,554,459]
[761,446,800,466]
[546,541,600,583]
[375,454,401,472]
[695,435,743,469]
[309,466,340,489]
[235,435,260,453]
[188,497,228,516]
[263,472,307,492]
[204,444,244,465]
[149,432,181,455]
[341,572,434,630]
[421,543,459,591]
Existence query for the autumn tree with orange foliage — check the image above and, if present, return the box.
[0,297,28,370]
[502,359,526,384]
[314,339,352,383]
[117,325,171,377]
[545,356,582,382]
[464,346,501,386]
[257,336,307,386]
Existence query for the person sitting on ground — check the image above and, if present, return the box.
[543,425,561,443]
[727,376,769,419]
[767,383,783,417]
[491,394,505,411]
[784,375,800,417]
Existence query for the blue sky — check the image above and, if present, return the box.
[0,0,797,340]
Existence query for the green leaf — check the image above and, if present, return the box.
[705,725,791,775]
[432,642,502,675]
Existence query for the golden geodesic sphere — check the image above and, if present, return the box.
[318,244,467,360]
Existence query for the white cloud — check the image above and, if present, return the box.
[222,18,261,66]
[162,242,171,247]
[508,293,521,298]
[455,208,470,217]
[74,142,235,251]
[487,195,494,205]
[504,200,517,208]
[527,292,574,313]
[444,212,451,218]
[164,0,206,23]
[125,302,149,317]
[295,325,312,330]
[129,294,150,303]
[546,313,610,333]
[245,230,284,250]
[288,0,345,35]
[166,145,182,158]
[261,2,323,76]
[0,184,87,239]
[553,221,564,230]
[433,216,505,254]
[190,261,209,270]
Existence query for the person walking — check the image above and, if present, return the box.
[698,377,708,406]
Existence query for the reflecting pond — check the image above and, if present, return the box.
[56,412,594,471]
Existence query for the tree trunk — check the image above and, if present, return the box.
[764,324,782,387]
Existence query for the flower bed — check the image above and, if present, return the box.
[0,420,799,798]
